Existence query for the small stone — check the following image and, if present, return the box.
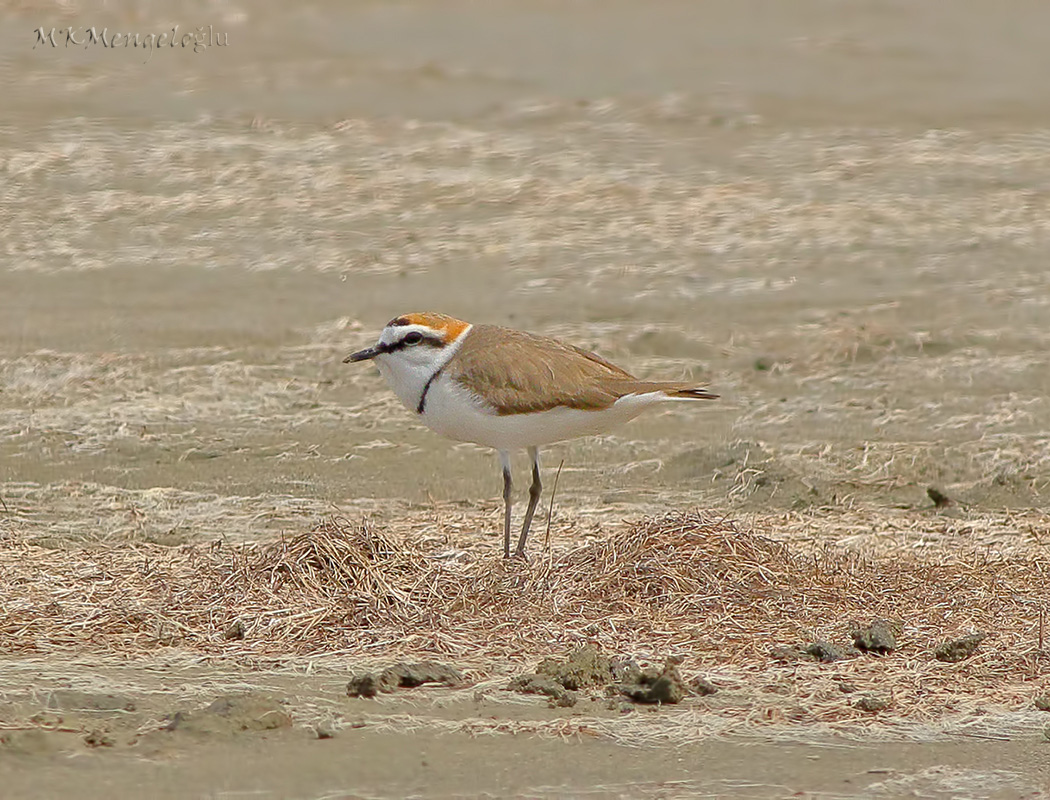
[162,711,190,731]
[312,722,336,740]
[1034,695,1050,712]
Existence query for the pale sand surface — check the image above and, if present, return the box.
[1,1,1049,797]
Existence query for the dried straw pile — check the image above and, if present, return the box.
[0,511,1047,721]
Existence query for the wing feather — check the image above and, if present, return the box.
[447,326,716,414]
[448,325,631,414]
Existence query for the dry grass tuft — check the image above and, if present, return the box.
[1,510,1048,724]
[230,519,428,623]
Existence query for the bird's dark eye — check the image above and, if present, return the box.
[404,332,424,346]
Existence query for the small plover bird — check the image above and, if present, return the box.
[346,312,717,558]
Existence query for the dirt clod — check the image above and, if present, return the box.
[348,662,464,698]
[689,676,718,696]
[0,729,60,755]
[804,641,857,662]
[47,691,136,712]
[772,641,857,663]
[851,620,898,655]
[753,356,776,372]
[537,645,613,691]
[855,694,892,713]
[508,674,577,706]
[162,694,292,736]
[29,711,63,727]
[933,632,987,662]
[511,647,690,707]
[84,729,114,748]
[927,486,953,508]
[610,656,641,683]
[378,661,464,691]
[618,658,686,705]
[205,695,292,731]
[346,673,382,698]
[552,691,578,708]
[771,645,812,662]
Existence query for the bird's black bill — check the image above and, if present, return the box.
[344,345,382,363]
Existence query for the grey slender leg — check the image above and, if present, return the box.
[515,447,542,557]
[500,451,513,559]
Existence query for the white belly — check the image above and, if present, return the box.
[417,373,666,451]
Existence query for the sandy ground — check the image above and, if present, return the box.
[2,0,1050,797]
[0,661,1046,799]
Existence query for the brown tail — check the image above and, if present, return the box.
[602,378,719,401]
[666,387,719,400]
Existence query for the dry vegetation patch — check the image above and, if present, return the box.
[1,511,1047,724]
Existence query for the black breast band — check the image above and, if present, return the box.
[417,365,446,415]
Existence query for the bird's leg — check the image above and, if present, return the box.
[515,447,542,558]
[500,450,513,559]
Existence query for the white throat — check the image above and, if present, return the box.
[375,323,473,414]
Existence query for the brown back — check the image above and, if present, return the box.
[448,325,715,414]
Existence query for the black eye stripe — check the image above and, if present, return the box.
[380,333,443,354]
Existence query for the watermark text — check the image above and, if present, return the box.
[34,25,228,62]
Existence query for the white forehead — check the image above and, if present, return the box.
[378,323,441,345]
